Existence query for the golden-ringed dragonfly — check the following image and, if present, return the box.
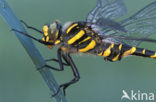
[12,0,156,97]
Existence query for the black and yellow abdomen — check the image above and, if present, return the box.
[97,43,122,61]
[132,47,156,58]
[97,43,156,62]
[120,45,156,59]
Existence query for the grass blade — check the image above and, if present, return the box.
[0,0,67,102]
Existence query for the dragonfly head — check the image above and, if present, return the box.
[42,20,62,49]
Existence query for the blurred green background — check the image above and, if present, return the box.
[1,0,156,102]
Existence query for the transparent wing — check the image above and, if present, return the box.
[94,18,127,32]
[100,1,156,46]
[86,0,127,23]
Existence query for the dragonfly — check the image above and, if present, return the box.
[12,0,156,97]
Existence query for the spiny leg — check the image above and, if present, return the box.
[39,48,67,71]
[12,29,67,71]
[39,49,80,96]
[12,29,54,46]
[20,20,43,34]
[12,29,69,70]
[46,53,71,66]
[12,28,80,96]
[46,58,69,66]
[52,53,80,97]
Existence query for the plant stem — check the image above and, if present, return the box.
[0,0,67,102]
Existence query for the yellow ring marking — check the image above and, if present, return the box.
[119,44,122,50]
[68,30,85,45]
[110,43,114,48]
[66,23,78,34]
[55,40,61,44]
[103,49,111,57]
[150,52,156,58]
[98,51,103,56]
[123,47,136,57]
[79,40,96,52]
[112,54,120,61]
[142,49,145,54]
[103,43,114,57]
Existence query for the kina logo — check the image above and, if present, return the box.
[121,90,154,101]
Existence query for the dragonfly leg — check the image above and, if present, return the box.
[52,53,80,96]
[20,20,43,34]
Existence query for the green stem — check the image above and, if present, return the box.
[0,0,67,102]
